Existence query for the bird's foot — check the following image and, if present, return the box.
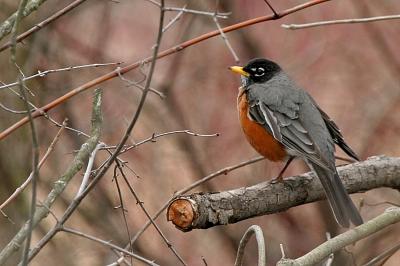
[270,175,284,184]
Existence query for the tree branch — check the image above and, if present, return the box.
[0,0,48,41]
[282,14,400,30]
[0,0,88,52]
[0,89,102,265]
[0,0,331,141]
[277,207,400,265]
[167,156,400,231]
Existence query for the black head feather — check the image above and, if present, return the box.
[243,58,281,83]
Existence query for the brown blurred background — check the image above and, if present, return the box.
[0,0,400,265]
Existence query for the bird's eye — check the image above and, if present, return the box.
[254,67,265,77]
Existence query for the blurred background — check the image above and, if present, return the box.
[0,0,400,265]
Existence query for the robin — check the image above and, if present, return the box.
[229,58,363,227]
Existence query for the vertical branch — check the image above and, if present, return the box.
[0,0,49,41]
[0,89,103,265]
[24,1,168,263]
[9,0,38,265]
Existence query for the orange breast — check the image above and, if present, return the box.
[237,90,287,162]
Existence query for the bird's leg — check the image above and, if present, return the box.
[271,156,294,184]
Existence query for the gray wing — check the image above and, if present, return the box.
[247,84,333,171]
[317,105,360,161]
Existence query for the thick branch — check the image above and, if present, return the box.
[167,156,400,231]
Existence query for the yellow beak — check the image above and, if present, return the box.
[229,66,250,77]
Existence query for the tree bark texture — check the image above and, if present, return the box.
[167,156,400,231]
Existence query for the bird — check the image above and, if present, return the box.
[229,58,363,228]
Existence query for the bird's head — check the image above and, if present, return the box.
[229,58,281,84]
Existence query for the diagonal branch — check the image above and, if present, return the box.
[0,89,103,265]
[277,207,400,265]
[0,0,49,41]
[0,0,88,52]
[0,0,331,141]
[167,156,400,231]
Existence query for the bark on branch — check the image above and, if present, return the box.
[167,156,400,231]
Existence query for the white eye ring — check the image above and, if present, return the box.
[254,72,265,77]
[257,67,265,72]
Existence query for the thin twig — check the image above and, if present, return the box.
[163,4,187,33]
[116,66,165,99]
[112,165,134,262]
[213,0,240,63]
[24,2,167,263]
[61,227,158,266]
[0,0,331,141]
[0,0,49,41]
[122,156,264,253]
[0,0,88,52]
[234,225,266,266]
[0,120,66,211]
[114,130,219,153]
[277,208,400,266]
[143,1,230,18]
[0,62,122,90]
[76,143,105,197]
[0,102,31,114]
[9,1,37,265]
[362,242,400,266]
[0,89,103,265]
[282,14,400,30]
[116,162,187,265]
[164,7,230,18]
[263,0,278,18]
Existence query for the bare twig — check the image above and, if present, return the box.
[0,0,49,41]
[0,0,88,52]
[115,130,219,154]
[112,165,134,262]
[0,89,103,265]
[116,66,165,99]
[212,0,239,63]
[362,241,400,266]
[162,4,187,33]
[263,0,278,18]
[9,1,37,265]
[116,162,187,265]
[115,156,265,263]
[0,62,122,91]
[144,1,230,18]
[0,102,31,114]
[234,225,266,266]
[282,14,400,30]
[24,2,168,263]
[0,0,331,141]
[0,120,66,211]
[76,143,105,197]
[61,227,158,266]
[277,208,400,266]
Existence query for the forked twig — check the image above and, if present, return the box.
[0,0,331,141]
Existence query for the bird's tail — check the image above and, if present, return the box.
[309,162,363,228]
